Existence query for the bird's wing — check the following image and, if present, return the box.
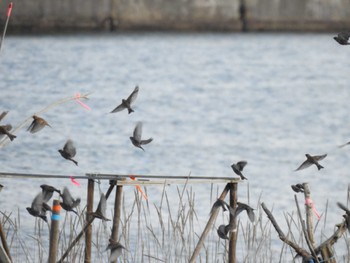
[31,192,44,211]
[140,138,153,145]
[313,154,327,161]
[339,32,350,40]
[62,187,74,206]
[63,140,76,157]
[110,103,126,113]
[237,161,247,171]
[127,86,139,104]
[96,193,107,217]
[295,160,312,171]
[27,120,35,132]
[133,122,143,142]
[337,202,350,214]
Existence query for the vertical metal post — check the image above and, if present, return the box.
[228,183,238,263]
[189,183,231,263]
[110,184,123,263]
[84,179,94,263]
[48,200,61,263]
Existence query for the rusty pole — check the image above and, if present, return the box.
[228,183,238,263]
[84,179,95,263]
[110,185,123,263]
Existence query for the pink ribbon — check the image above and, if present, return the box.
[75,93,91,110]
[7,3,13,18]
[70,176,81,187]
[305,198,321,220]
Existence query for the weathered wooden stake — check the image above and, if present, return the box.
[110,185,123,263]
[228,183,238,263]
[48,200,61,263]
[189,183,231,263]
[84,179,95,263]
[0,219,11,262]
[57,183,115,263]
[303,183,316,248]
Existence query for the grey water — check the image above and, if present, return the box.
[1,32,350,261]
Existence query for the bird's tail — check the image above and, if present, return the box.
[317,164,324,170]
[8,133,16,141]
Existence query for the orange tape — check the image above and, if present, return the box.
[52,204,61,213]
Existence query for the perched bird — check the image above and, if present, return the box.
[106,239,126,262]
[26,192,51,222]
[337,202,350,233]
[58,139,78,166]
[231,161,248,180]
[110,86,139,114]
[210,199,235,215]
[295,154,327,171]
[60,187,80,215]
[130,122,153,151]
[40,184,61,203]
[291,184,304,193]
[217,224,233,240]
[27,115,51,133]
[0,124,16,141]
[334,32,350,45]
[89,193,110,221]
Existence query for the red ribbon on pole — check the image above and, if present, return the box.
[305,197,321,220]
[130,175,148,200]
[75,92,91,110]
[7,3,13,17]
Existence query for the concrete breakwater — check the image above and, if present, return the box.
[1,0,350,32]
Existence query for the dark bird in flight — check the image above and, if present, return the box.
[295,154,327,171]
[60,187,80,215]
[231,160,248,180]
[27,115,51,133]
[58,139,78,166]
[111,86,139,114]
[40,184,61,203]
[291,184,304,193]
[0,124,16,141]
[130,122,153,151]
[26,192,51,222]
[106,239,127,262]
[89,193,110,221]
[334,32,350,45]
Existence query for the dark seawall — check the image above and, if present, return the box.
[2,0,350,32]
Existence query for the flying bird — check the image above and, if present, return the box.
[231,160,248,180]
[58,139,78,166]
[110,86,139,114]
[40,184,61,203]
[60,187,80,215]
[334,32,350,45]
[217,224,233,240]
[234,202,255,223]
[210,199,235,215]
[295,154,327,171]
[106,239,126,262]
[27,115,51,133]
[130,122,153,151]
[89,193,110,221]
[0,124,16,141]
[26,192,51,222]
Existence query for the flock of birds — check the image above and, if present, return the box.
[1,31,350,261]
[0,86,153,261]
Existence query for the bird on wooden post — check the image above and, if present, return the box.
[231,160,248,180]
[41,184,61,203]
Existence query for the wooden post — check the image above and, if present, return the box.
[0,220,11,262]
[303,183,316,248]
[228,183,238,263]
[189,183,231,263]
[57,183,115,263]
[110,185,123,263]
[84,179,94,263]
[0,245,11,263]
[48,200,61,263]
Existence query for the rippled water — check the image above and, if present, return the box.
[1,32,350,261]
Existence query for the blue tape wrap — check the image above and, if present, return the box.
[51,214,60,221]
